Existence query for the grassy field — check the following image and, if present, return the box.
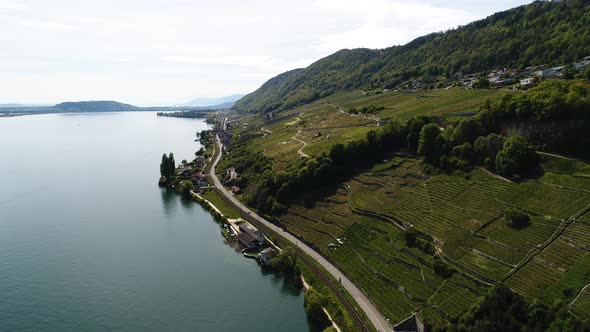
[223,87,508,173]
[200,190,242,219]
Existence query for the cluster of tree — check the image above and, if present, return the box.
[453,286,586,331]
[480,80,590,157]
[234,0,590,114]
[404,229,453,277]
[404,228,435,255]
[432,256,454,279]
[472,77,490,89]
[198,130,213,149]
[346,104,385,115]
[177,181,194,198]
[159,153,176,185]
[417,117,539,177]
[505,208,530,229]
[270,247,303,288]
[483,80,590,122]
[156,110,209,118]
[304,287,331,329]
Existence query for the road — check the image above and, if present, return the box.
[208,134,392,332]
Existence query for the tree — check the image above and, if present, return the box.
[167,153,176,178]
[178,181,194,198]
[496,135,538,177]
[160,153,177,179]
[564,63,576,79]
[505,208,530,229]
[459,286,529,331]
[417,123,444,163]
[433,256,454,278]
[304,288,330,328]
[160,154,168,177]
[473,77,490,89]
[451,118,485,145]
[404,228,418,247]
[453,142,475,163]
[407,117,427,154]
[474,134,505,162]
[271,247,303,288]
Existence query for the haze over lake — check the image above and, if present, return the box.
[0,113,314,331]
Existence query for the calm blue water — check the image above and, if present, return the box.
[0,112,313,331]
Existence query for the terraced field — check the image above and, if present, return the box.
[506,211,590,303]
[424,276,486,323]
[324,88,506,119]
[221,98,590,328]
[276,170,492,327]
[345,157,590,287]
[571,286,590,323]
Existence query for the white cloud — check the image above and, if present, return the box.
[0,0,533,105]
[0,0,28,9]
[0,14,79,30]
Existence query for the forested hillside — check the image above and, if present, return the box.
[234,0,590,114]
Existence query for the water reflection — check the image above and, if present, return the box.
[160,188,176,217]
[180,195,194,212]
[260,267,303,296]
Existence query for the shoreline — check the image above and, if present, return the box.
[188,189,342,332]
[208,132,388,331]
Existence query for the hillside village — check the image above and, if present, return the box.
[396,55,590,92]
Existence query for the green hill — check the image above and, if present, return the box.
[234,0,590,114]
[54,101,140,112]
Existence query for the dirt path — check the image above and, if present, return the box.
[337,106,381,124]
[292,129,309,158]
[285,112,304,126]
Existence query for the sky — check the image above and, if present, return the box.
[0,0,532,106]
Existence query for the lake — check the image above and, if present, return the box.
[0,112,314,331]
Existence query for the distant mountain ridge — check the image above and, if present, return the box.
[0,99,233,114]
[183,94,244,107]
[234,0,590,113]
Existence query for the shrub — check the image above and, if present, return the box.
[433,256,454,278]
[505,208,530,229]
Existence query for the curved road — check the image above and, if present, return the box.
[209,134,392,332]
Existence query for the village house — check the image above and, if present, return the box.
[535,66,565,79]
[231,186,241,195]
[227,167,237,181]
[237,223,265,249]
[194,158,206,168]
[239,223,265,244]
[237,232,259,249]
[190,172,208,189]
[491,78,514,86]
[520,77,535,86]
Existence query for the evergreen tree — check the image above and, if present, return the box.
[167,153,176,178]
[160,154,169,177]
